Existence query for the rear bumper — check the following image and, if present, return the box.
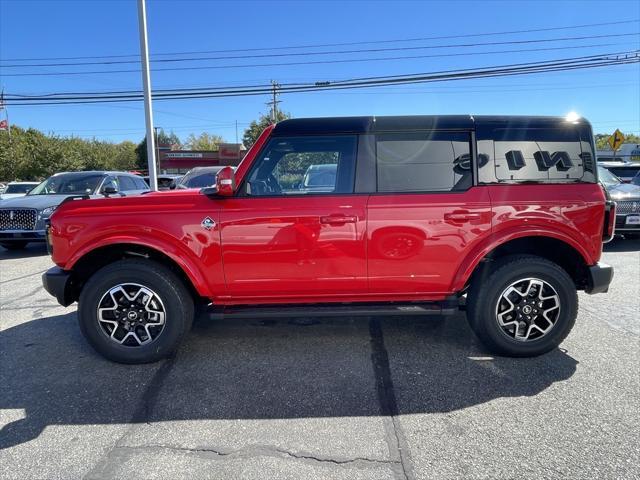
[42,267,75,306]
[585,262,613,294]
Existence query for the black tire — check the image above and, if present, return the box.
[466,255,578,357]
[78,259,194,364]
[1,241,28,250]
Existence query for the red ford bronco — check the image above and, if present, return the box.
[42,115,615,363]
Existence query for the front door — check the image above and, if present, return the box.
[219,134,367,301]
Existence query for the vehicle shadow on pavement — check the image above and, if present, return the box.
[603,237,640,252]
[0,311,577,449]
[0,244,49,259]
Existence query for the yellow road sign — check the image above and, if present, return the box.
[608,129,625,151]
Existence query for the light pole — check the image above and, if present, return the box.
[137,0,158,191]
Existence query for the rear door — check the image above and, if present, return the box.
[219,134,368,300]
[366,131,492,295]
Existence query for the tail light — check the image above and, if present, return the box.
[603,200,616,243]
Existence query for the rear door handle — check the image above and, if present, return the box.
[444,211,481,222]
[320,215,358,225]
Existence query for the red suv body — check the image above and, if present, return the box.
[43,115,614,363]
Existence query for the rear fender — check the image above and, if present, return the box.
[451,227,592,292]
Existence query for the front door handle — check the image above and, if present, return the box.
[444,211,481,222]
[320,215,358,225]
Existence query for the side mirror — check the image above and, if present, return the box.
[201,166,235,197]
[103,186,118,196]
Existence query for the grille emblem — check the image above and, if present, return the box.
[9,210,15,220]
[633,202,638,213]
[201,216,216,230]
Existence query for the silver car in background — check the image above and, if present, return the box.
[0,171,148,250]
[599,166,640,238]
[0,182,40,201]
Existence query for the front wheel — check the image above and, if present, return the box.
[78,259,194,364]
[466,255,578,357]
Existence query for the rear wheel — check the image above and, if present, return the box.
[1,241,28,250]
[78,259,194,364]
[467,255,578,357]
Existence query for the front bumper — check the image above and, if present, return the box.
[615,214,640,232]
[0,230,46,242]
[585,262,613,295]
[42,267,75,306]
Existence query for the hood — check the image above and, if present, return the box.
[0,194,74,210]
[0,193,28,201]
[606,182,640,200]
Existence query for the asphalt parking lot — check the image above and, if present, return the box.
[1,241,639,480]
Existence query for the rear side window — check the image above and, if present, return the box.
[133,177,148,189]
[375,131,472,192]
[478,128,595,183]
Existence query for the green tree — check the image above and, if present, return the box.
[0,125,142,181]
[135,129,181,169]
[242,111,290,149]
[184,132,225,150]
[594,132,640,150]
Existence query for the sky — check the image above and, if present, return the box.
[0,0,639,144]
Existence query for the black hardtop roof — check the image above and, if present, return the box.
[272,115,591,135]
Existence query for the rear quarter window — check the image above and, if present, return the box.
[478,127,596,184]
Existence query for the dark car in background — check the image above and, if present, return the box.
[142,174,182,191]
[0,171,148,250]
[600,163,640,183]
[598,166,640,238]
[175,166,228,189]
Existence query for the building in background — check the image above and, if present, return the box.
[597,143,640,163]
[158,143,246,173]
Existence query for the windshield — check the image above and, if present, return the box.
[5,184,37,194]
[28,173,104,195]
[598,167,621,187]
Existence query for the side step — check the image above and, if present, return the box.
[207,298,460,320]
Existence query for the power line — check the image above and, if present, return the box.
[4,51,638,106]
[2,42,637,78]
[2,32,638,68]
[2,19,638,62]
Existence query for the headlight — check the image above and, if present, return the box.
[41,206,57,217]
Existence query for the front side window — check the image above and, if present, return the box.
[118,176,137,191]
[376,131,472,192]
[244,135,357,196]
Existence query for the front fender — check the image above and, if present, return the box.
[61,231,215,298]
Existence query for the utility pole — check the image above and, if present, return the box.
[154,126,161,173]
[266,80,281,123]
[137,0,158,191]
